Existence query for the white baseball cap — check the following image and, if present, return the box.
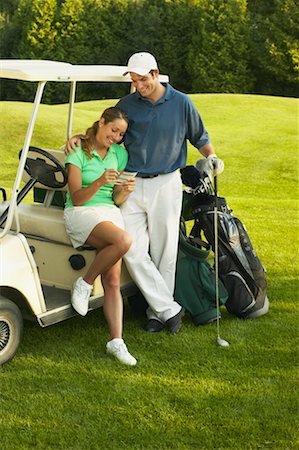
[123,52,158,76]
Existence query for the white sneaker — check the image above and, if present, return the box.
[106,339,137,366]
[71,277,92,316]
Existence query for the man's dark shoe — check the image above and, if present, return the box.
[144,319,165,333]
[166,308,185,334]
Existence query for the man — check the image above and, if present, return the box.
[67,52,224,334]
[117,52,223,334]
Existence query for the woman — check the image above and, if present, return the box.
[64,106,137,366]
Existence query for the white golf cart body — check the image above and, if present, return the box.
[0,59,169,365]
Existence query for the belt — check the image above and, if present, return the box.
[137,173,160,178]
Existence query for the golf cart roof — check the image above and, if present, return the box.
[0,59,169,83]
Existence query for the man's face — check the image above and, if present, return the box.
[130,70,158,99]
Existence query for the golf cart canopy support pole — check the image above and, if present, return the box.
[67,81,76,140]
[0,80,46,239]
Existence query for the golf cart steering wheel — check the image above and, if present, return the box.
[19,146,67,189]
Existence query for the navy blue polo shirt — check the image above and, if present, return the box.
[117,84,210,175]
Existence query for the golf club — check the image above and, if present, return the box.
[213,174,230,347]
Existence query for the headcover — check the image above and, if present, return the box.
[180,166,202,189]
[180,166,213,195]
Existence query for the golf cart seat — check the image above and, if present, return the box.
[4,202,71,245]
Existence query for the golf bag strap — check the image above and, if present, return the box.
[192,236,210,249]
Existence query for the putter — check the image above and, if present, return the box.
[213,175,230,347]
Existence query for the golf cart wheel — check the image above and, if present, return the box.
[0,297,23,366]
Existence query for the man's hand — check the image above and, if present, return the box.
[196,155,224,177]
[65,135,82,155]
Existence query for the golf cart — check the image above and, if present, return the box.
[0,59,169,366]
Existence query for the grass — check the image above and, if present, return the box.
[0,93,298,449]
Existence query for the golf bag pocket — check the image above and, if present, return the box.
[233,217,267,293]
[219,256,255,316]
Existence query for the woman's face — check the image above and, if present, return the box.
[98,118,128,149]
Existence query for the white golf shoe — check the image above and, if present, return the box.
[106,339,137,366]
[71,277,92,316]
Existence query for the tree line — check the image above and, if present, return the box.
[0,0,298,103]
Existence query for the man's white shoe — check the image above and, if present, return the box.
[71,277,92,316]
[106,339,137,366]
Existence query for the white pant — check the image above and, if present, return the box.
[120,171,183,322]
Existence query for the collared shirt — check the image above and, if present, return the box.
[117,84,210,175]
[64,143,128,208]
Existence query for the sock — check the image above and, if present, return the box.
[81,278,93,288]
[108,338,124,347]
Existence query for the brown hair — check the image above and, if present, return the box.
[80,106,128,158]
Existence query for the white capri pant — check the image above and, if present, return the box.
[64,205,125,248]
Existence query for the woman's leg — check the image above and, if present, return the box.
[84,221,132,285]
[102,260,137,366]
[101,260,123,340]
[71,221,131,317]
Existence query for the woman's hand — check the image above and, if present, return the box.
[98,169,120,186]
[120,178,135,193]
[113,177,135,205]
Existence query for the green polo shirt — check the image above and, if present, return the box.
[64,143,128,208]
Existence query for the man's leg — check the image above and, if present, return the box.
[147,171,182,295]
[121,176,182,323]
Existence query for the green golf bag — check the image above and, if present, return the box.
[175,219,228,325]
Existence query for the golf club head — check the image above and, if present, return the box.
[216,337,230,347]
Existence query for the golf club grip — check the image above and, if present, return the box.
[214,175,218,197]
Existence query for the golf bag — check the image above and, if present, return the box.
[174,218,228,325]
[180,166,269,319]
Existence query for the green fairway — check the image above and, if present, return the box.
[0,94,298,450]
